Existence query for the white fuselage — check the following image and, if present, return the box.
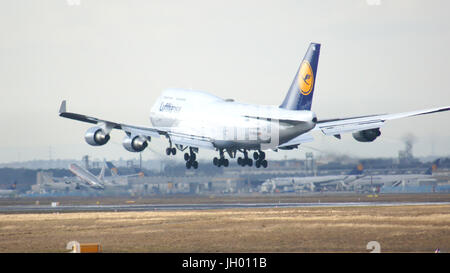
[149,88,317,150]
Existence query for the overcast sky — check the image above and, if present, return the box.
[1,0,449,163]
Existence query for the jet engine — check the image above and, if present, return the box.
[85,127,110,146]
[122,135,149,152]
[352,128,381,142]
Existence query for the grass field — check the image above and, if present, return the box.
[1,204,449,253]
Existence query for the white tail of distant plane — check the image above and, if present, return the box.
[68,163,105,190]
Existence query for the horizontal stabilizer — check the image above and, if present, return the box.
[315,105,450,136]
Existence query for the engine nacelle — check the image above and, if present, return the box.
[122,135,149,152]
[352,128,381,142]
[85,127,110,146]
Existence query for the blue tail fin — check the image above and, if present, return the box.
[105,161,119,176]
[348,163,364,175]
[425,159,440,175]
[280,43,320,111]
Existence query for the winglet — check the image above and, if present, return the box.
[59,100,67,114]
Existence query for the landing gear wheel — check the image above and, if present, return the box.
[192,161,198,169]
[166,147,176,155]
[213,149,230,167]
[259,151,265,160]
[184,153,190,161]
[255,160,261,168]
[237,157,243,166]
[247,158,253,167]
[253,152,259,160]
[261,159,268,168]
[223,159,229,167]
[186,161,192,169]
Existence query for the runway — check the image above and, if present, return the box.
[1,201,450,213]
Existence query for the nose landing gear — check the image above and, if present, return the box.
[166,140,177,156]
[166,147,176,156]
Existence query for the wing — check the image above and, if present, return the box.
[59,100,162,138]
[277,132,314,149]
[59,100,215,150]
[314,106,450,136]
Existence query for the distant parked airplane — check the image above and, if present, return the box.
[346,160,440,193]
[261,164,365,193]
[68,161,144,190]
[68,163,105,190]
[262,160,440,193]
[0,182,17,196]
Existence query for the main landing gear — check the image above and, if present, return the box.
[237,150,253,167]
[237,150,267,168]
[166,141,198,169]
[253,150,268,168]
[213,149,229,167]
[184,147,198,169]
[214,149,268,168]
[238,150,267,168]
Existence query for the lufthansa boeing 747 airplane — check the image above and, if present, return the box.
[59,43,450,169]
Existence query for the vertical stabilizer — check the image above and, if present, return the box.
[280,43,321,111]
